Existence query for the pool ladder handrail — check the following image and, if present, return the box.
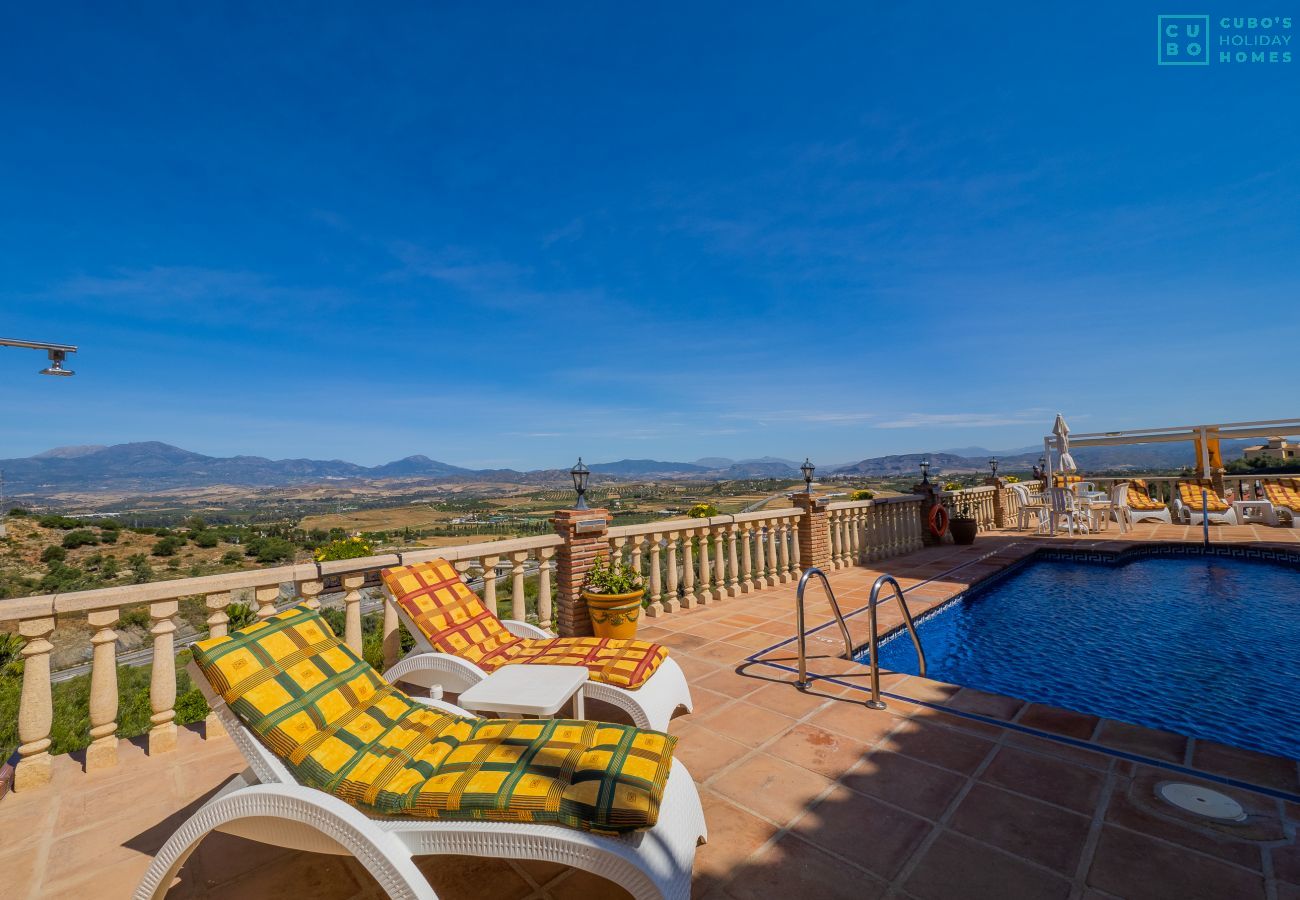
[794,567,854,690]
[864,574,927,710]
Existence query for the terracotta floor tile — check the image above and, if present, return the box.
[1190,740,1300,794]
[710,753,834,826]
[205,851,367,899]
[721,832,887,900]
[1094,719,1187,764]
[700,700,795,747]
[800,784,933,879]
[890,676,962,704]
[669,722,752,782]
[839,750,968,820]
[765,723,874,778]
[414,855,534,900]
[878,718,997,774]
[807,698,908,744]
[1003,730,1114,771]
[948,782,1092,873]
[946,687,1027,721]
[742,679,837,718]
[1017,703,1101,741]
[1104,776,1264,870]
[1275,841,1300,886]
[544,867,632,899]
[904,831,1072,900]
[694,668,764,699]
[691,790,780,896]
[1086,827,1266,900]
[980,745,1106,814]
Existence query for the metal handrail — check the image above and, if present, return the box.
[794,567,854,690]
[864,574,927,710]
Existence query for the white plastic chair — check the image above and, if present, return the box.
[1010,483,1049,533]
[1109,482,1132,533]
[135,662,707,900]
[1050,487,1091,535]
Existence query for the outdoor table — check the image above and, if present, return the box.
[456,665,588,719]
[1232,499,1277,526]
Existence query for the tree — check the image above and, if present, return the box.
[152,535,184,557]
[62,529,99,550]
[40,545,67,564]
[5,507,29,518]
[128,553,153,584]
[192,531,220,548]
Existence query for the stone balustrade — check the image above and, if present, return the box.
[824,496,925,566]
[605,509,803,615]
[1083,473,1293,505]
[0,534,561,791]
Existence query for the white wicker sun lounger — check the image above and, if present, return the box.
[383,597,693,732]
[134,661,707,900]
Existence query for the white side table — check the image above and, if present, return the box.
[456,665,588,719]
[1233,500,1276,526]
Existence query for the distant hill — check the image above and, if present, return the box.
[588,459,709,476]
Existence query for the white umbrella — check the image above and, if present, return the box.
[1053,413,1077,472]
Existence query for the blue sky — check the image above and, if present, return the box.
[2,3,1297,469]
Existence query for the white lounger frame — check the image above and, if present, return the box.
[382,594,693,732]
[1172,495,1239,526]
[136,662,706,900]
[1113,483,1173,526]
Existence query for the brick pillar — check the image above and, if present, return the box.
[790,492,831,572]
[551,507,613,637]
[913,481,944,546]
[988,476,1005,528]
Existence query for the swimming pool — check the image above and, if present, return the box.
[868,552,1300,760]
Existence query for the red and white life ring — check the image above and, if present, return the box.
[927,504,950,538]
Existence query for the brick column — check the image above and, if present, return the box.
[913,481,944,545]
[790,493,831,572]
[551,507,613,637]
[988,476,1005,528]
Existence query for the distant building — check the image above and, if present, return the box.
[1240,436,1296,461]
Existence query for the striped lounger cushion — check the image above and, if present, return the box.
[381,559,668,690]
[1264,479,1300,510]
[1177,481,1230,512]
[191,606,676,834]
[1125,480,1167,511]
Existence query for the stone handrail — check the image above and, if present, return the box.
[824,495,925,565]
[1,533,561,792]
[606,509,804,615]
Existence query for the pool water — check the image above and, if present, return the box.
[868,555,1300,760]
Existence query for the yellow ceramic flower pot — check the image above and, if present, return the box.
[582,589,645,640]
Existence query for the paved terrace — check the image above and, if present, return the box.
[3,523,1299,900]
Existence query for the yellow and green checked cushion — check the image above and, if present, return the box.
[191,606,676,834]
[1177,480,1229,512]
[381,559,668,690]
[1052,474,1083,488]
[1264,478,1300,509]
[1125,480,1167,511]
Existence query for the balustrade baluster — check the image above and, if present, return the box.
[681,530,697,608]
[509,551,529,621]
[86,609,120,770]
[14,615,55,790]
[255,584,279,620]
[203,592,232,737]
[778,518,793,579]
[340,575,365,653]
[752,522,767,586]
[664,532,680,613]
[149,600,179,754]
[766,517,782,583]
[537,547,556,629]
[740,523,754,593]
[726,525,741,597]
[696,528,712,604]
[713,528,726,601]
[299,578,323,611]
[479,555,500,619]
[647,534,665,615]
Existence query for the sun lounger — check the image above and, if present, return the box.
[1173,480,1238,526]
[135,607,706,900]
[380,559,692,731]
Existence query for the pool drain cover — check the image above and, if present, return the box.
[1157,782,1247,822]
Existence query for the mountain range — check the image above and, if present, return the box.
[0,440,1258,495]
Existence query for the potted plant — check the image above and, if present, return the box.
[946,495,979,545]
[581,555,645,639]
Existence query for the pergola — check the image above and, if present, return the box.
[1042,416,1300,484]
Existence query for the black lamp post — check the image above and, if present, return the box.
[800,458,815,493]
[570,457,590,510]
[919,458,931,484]
[989,457,999,477]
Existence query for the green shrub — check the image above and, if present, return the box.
[220,549,244,565]
[119,606,151,629]
[6,507,29,517]
[244,537,295,563]
[41,545,67,564]
[128,553,153,583]
[313,536,373,562]
[849,489,875,501]
[102,557,121,579]
[39,564,89,592]
[191,531,220,548]
[687,503,719,518]
[581,555,644,594]
[225,602,257,630]
[62,529,99,549]
[38,514,81,530]
[152,535,184,557]
[98,528,120,544]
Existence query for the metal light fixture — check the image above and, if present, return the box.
[1038,455,1046,468]
[800,458,815,493]
[2,338,78,377]
[570,457,590,510]
[919,458,931,483]
[989,457,999,476]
